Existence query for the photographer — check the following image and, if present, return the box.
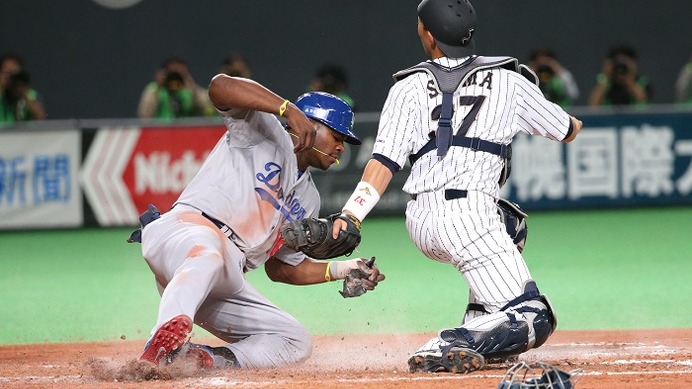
[528,48,579,108]
[588,45,651,107]
[136,56,213,119]
[0,53,46,123]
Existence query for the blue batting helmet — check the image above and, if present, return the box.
[295,91,361,145]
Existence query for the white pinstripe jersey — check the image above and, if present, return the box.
[373,56,572,199]
[175,107,319,270]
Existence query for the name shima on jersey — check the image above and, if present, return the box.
[426,70,495,100]
[254,162,307,222]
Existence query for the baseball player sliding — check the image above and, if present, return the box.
[130,75,384,370]
[333,0,583,374]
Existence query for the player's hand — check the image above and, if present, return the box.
[339,257,386,298]
[284,104,316,153]
[154,69,167,86]
[331,212,349,239]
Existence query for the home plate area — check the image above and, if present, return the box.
[0,329,690,389]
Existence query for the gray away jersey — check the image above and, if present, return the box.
[175,108,320,270]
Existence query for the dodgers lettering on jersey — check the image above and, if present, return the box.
[373,56,571,199]
[175,109,319,270]
[255,161,308,222]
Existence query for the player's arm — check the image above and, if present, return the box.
[23,90,46,120]
[208,74,315,152]
[562,115,583,143]
[264,256,384,287]
[359,158,394,196]
[331,158,394,239]
[518,72,583,144]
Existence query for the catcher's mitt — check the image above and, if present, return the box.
[280,213,361,259]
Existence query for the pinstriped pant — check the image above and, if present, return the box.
[405,190,532,320]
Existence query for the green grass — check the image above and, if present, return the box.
[1,206,690,345]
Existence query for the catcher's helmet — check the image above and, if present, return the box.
[417,0,477,58]
[295,92,361,145]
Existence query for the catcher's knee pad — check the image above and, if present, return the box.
[440,281,556,360]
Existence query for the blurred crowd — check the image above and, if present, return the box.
[2,45,691,123]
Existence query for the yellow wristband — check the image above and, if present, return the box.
[279,99,290,116]
[325,262,332,282]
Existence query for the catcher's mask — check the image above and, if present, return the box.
[294,91,361,145]
[497,361,583,389]
[417,0,477,58]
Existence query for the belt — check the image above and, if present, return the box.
[202,212,237,241]
[173,203,236,240]
[202,212,226,229]
[411,189,468,201]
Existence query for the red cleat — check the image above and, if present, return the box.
[139,315,193,366]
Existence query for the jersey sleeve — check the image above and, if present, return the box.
[371,76,422,168]
[219,109,284,148]
[512,72,572,141]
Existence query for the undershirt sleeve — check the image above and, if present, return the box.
[372,153,401,175]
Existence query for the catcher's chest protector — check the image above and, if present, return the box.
[395,56,520,186]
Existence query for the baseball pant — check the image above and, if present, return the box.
[141,205,311,369]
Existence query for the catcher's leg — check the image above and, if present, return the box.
[440,281,557,360]
[463,291,490,324]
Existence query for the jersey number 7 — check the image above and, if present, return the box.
[456,95,486,136]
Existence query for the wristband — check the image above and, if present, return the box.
[279,99,290,116]
[325,262,333,282]
[342,181,381,223]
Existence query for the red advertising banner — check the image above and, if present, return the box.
[123,126,226,216]
[82,125,226,226]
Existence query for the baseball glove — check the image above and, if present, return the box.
[279,213,361,259]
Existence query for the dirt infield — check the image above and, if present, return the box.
[1,329,690,389]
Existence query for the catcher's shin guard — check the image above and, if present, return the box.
[463,302,490,323]
[440,282,556,360]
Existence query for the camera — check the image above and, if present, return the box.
[163,71,183,91]
[536,65,554,76]
[4,70,31,101]
[8,70,30,87]
[612,59,630,76]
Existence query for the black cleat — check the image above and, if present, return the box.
[408,346,485,374]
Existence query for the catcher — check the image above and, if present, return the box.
[130,75,384,370]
